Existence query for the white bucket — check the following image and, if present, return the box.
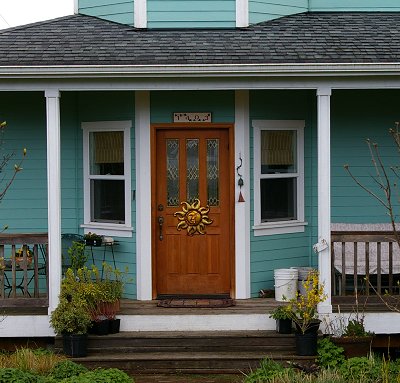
[291,267,315,296]
[274,268,298,302]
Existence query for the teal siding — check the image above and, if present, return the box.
[79,0,134,26]
[310,0,400,11]
[249,0,308,25]
[147,0,235,28]
[0,92,48,233]
[331,90,400,224]
[73,91,136,298]
[249,90,317,297]
[151,90,235,122]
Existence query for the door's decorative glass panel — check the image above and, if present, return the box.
[207,139,219,206]
[167,139,179,206]
[186,139,199,204]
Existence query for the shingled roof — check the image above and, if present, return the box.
[0,12,400,66]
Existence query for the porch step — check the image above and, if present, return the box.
[55,331,316,374]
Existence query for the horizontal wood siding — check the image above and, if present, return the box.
[331,90,400,224]
[249,90,317,297]
[0,93,48,233]
[74,91,136,299]
[79,0,134,26]
[249,0,308,25]
[147,0,235,28]
[310,0,400,11]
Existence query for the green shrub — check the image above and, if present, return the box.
[340,356,380,381]
[244,358,287,383]
[0,367,41,382]
[49,360,88,379]
[59,368,133,383]
[317,337,345,368]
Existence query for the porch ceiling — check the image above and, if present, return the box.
[0,12,400,68]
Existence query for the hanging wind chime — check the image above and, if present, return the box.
[236,155,245,202]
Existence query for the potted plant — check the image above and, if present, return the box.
[269,305,292,334]
[50,297,92,357]
[327,301,374,358]
[67,241,87,272]
[14,246,33,268]
[285,270,327,356]
[83,232,102,247]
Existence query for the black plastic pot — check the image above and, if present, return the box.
[276,318,292,334]
[90,319,110,335]
[109,318,121,334]
[62,333,88,357]
[295,332,318,356]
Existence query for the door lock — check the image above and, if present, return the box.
[158,216,164,241]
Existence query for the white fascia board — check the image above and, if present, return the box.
[1,62,400,79]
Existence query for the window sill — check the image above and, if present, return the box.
[81,223,134,238]
[252,221,308,236]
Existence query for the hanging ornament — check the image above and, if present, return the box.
[236,155,245,202]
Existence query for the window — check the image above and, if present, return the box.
[253,120,306,236]
[82,121,132,237]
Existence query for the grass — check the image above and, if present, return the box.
[0,347,66,375]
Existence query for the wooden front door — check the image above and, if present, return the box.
[153,125,234,297]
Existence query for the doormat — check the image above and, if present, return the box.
[157,298,236,308]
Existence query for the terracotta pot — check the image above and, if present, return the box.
[331,336,373,358]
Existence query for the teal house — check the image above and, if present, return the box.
[1,0,400,336]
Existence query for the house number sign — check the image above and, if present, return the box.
[173,112,212,123]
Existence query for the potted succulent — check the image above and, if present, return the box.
[50,297,92,357]
[83,232,103,247]
[269,305,292,334]
[285,270,327,356]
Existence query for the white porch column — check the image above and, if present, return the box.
[45,90,62,315]
[135,91,152,300]
[235,90,251,298]
[236,0,249,27]
[134,0,147,28]
[317,87,332,314]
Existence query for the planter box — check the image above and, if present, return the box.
[331,336,373,358]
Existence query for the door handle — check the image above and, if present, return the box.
[158,216,164,241]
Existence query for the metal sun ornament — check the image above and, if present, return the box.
[174,199,213,236]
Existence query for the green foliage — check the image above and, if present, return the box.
[244,358,287,383]
[339,356,381,381]
[59,368,133,383]
[343,319,373,337]
[269,305,292,320]
[317,337,345,368]
[68,241,87,273]
[49,360,88,380]
[0,368,41,383]
[50,297,92,334]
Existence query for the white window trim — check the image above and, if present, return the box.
[81,120,133,237]
[252,120,307,236]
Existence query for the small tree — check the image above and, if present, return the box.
[344,122,400,250]
[344,122,400,312]
[0,121,26,230]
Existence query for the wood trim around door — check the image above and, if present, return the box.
[150,123,235,299]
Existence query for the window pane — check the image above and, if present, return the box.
[91,180,125,223]
[261,130,296,174]
[90,131,124,175]
[260,178,297,221]
[186,139,199,204]
[207,139,219,206]
[167,139,179,206]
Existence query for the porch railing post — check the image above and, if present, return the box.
[317,87,332,314]
[45,89,62,315]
